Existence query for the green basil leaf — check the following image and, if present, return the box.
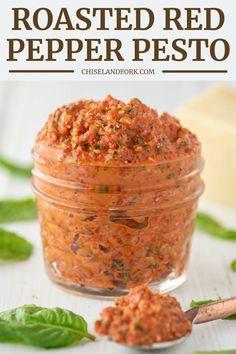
[230,260,236,272]
[0,305,95,348]
[0,156,33,178]
[190,300,236,320]
[0,198,37,223]
[193,350,236,354]
[0,228,33,260]
[196,212,236,241]
[190,299,216,308]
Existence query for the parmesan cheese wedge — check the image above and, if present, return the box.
[176,86,236,208]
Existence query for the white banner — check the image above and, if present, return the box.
[0,0,235,81]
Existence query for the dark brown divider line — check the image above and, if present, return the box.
[162,70,228,73]
[9,70,75,73]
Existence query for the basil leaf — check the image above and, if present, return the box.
[0,305,95,348]
[196,212,236,241]
[0,198,37,223]
[0,228,33,260]
[230,260,236,272]
[190,300,236,320]
[0,156,33,178]
[190,299,216,308]
[193,351,236,354]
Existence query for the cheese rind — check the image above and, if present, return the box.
[176,86,236,208]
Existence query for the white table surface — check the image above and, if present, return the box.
[0,81,236,353]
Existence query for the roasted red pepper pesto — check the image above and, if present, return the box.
[32,96,204,295]
[36,95,200,165]
[95,284,192,346]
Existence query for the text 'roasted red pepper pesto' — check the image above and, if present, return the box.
[32,95,204,297]
[95,284,192,346]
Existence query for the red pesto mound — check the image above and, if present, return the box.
[94,284,192,346]
[36,95,200,165]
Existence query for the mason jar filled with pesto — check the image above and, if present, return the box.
[32,96,204,298]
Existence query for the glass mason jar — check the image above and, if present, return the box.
[32,145,204,298]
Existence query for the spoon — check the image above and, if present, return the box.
[109,296,236,350]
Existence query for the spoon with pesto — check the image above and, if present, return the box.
[95,285,236,350]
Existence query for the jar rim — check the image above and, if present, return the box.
[32,144,202,169]
[32,158,204,191]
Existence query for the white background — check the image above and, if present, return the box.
[0,81,236,354]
